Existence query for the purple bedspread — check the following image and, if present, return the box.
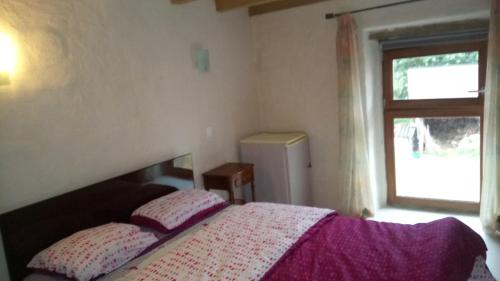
[262,214,487,281]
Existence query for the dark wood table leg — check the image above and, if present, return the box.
[250,181,255,202]
[228,187,235,204]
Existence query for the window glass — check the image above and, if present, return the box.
[393,116,480,202]
[392,51,479,100]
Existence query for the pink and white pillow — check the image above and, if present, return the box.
[27,223,158,281]
[130,189,225,233]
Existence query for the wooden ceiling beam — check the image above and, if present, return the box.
[171,0,197,4]
[369,19,490,41]
[173,0,332,17]
[214,0,271,12]
[249,0,331,16]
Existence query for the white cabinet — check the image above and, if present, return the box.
[240,133,311,206]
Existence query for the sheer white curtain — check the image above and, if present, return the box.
[481,0,500,233]
[336,14,374,217]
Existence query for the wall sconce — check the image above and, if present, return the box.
[0,33,16,85]
[196,48,210,73]
[191,43,210,73]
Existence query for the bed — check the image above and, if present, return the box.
[0,154,495,281]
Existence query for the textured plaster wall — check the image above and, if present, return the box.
[0,0,258,214]
[251,0,490,211]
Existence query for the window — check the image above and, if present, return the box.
[383,41,487,212]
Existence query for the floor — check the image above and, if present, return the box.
[372,207,500,279]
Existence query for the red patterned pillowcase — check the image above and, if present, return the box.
[130,189,225,233]
[27,223,158,281]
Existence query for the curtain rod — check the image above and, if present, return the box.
[325,0,426,20]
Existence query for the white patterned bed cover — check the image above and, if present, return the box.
[24,204,496,281]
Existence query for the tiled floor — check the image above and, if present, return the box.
[372,207,500,280]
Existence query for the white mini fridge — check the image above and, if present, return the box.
[240,133,311,206]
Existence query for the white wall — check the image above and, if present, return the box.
[0,0,259,214]
[251,0,490,211]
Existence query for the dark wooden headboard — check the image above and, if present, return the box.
[0,154,194,281]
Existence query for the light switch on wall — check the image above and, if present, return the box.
[206,126,213,138]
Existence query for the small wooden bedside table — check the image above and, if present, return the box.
[202,163,255,204]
